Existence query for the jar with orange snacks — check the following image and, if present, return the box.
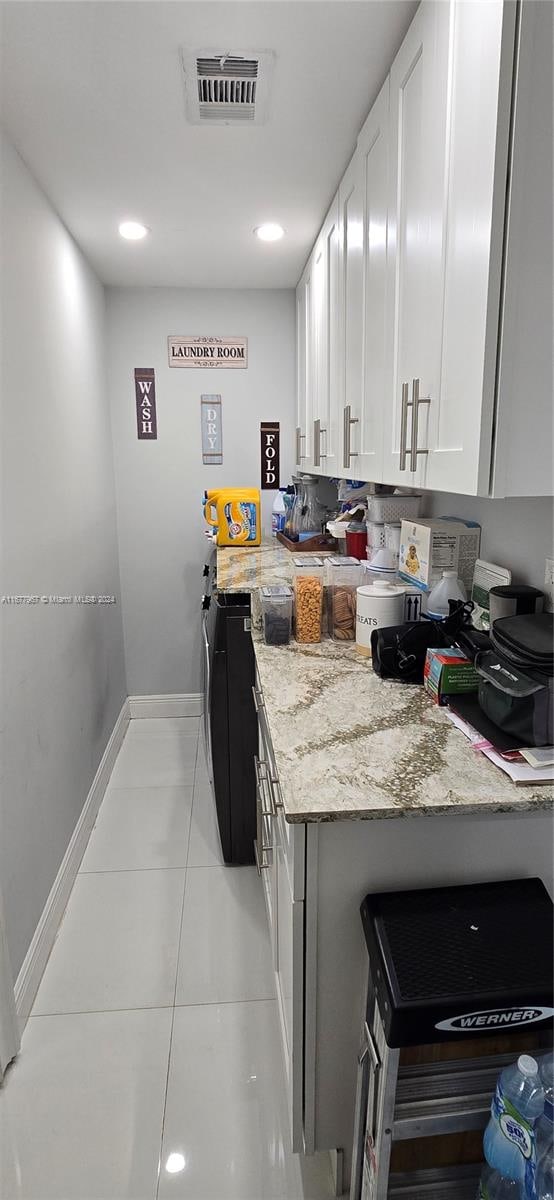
[292,556,324,643]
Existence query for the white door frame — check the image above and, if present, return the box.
[0,885,19,1079]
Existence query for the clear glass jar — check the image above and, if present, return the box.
[288,476,302,541]
[327,557,363,641]
[299,476,325,540]
[293,556,324,643]
[260,586,293,646]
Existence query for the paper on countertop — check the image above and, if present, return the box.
[445,710,554,786]
[520,746,554,768]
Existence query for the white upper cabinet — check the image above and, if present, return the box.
[488,0,553,498]
[382,0,452,489]
[311,196,341,476]
[295,257,314,470]
[338,152,365,475]
[355,78,389,483]
[425,1,515,495]
[297,0,552,497]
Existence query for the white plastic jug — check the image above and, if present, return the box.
[427,570,466,619]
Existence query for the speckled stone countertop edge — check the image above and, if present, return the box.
[215,542,554,825]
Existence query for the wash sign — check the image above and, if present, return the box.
[168,336,248,369]
[134,368,157,440]
[201,395,223,465]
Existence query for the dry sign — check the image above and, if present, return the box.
[201,395,223,465]
[168,336,248,369]
[260,422,280,490]
[134,368,157,439]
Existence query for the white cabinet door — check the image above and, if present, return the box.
[254,754,277,971]
[383,0,452,489]
[311,196,341,477]
[338,151,365,477]
[276,833,304,1152]
[295,258,314,470]
[426,0,515,495]
[356,78,390,483]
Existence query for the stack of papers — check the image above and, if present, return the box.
[445,710,554,787]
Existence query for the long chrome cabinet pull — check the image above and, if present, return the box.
[409,377,431,472]
[313,418,321,467]
[320,425,327,459]
[343,405,359,469]
[252,687,283,805]
[399,381,410,471]
[296,426,307,463]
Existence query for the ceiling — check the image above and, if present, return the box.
[0,1,416,288]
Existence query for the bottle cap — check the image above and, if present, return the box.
[518,1054,538,1076]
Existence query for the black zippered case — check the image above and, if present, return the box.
[476,613,553,747]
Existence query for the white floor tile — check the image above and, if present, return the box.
[80,786,193,872]
[175,866,274,1005]
[158,1000,331,1200]
[186,785,223,867]
[0,1008,172,1200]
[110,733,197,788]
[127,717,199,737]
[32,869,185,1014]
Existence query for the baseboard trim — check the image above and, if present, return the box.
[14,699,130,1028]
[128,693,203,719]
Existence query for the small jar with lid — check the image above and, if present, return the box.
[326,557,363,641]
[260,586,294,645]
[292,556,324,643]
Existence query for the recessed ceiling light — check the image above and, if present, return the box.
[118,220,149,241]
[165,1153,186,1174]
[254,222,285,242]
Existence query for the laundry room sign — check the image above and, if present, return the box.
[134,368,157,439]
[168,336,248,369]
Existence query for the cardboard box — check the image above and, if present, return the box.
[399,518,481,592]
[423,647,479,706]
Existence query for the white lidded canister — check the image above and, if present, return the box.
[356,581,406,656]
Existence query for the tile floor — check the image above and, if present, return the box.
[0,716,335,1200]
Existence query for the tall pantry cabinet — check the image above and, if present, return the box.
[296,0,553,498]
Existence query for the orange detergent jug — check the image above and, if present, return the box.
[203,489,261,547]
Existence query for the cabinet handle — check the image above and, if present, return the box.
[320,425,327,459]
[296,426,307,463]
[409,377,431,473]
[313,418,321,468]
[343,405,359,469]
[399,381,410,471]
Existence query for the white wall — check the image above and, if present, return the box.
[0,133,127,977]
[423,491,553,589]
[106,287,295,697]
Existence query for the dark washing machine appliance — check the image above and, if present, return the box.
[203,588,257,865]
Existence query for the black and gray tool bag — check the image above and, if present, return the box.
[475,612,554,746]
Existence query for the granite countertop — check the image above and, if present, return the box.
[217,542,553,823]
[216,540,297,593]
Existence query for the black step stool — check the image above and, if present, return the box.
[350,877,553,1200]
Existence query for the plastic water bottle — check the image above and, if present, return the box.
[483,1056,545,1183]
[271,488,286,536]
[477,1164,523,1198]
[533,1058,553,1200]
[426,570,466,619]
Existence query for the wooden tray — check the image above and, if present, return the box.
[276,532,336,553]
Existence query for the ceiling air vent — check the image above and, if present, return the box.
[181,49,275,125]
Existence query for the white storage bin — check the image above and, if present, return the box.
[366,494,422,524]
